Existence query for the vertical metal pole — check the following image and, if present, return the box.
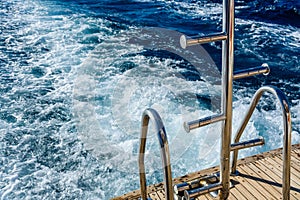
[281,93,291,200]
[220,0,234,199]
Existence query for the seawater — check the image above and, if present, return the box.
[0,0,299,199]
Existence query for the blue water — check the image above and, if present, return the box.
[0,0,299,199]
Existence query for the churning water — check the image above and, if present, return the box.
[0,0,299,199]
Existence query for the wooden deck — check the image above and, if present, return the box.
[112,144,300,200]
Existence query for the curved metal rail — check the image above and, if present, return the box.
[139,108,174,200]
[231,86,292,200]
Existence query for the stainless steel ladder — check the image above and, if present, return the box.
[138,0,292,199]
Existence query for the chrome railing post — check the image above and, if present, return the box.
[220,0,235,198]
[231,86,292,200]
[139,108,174,200]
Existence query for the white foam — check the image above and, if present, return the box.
[0,0,119,199]
[73,27,224,189]
[236,18,300,49]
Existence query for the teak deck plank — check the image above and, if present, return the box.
[273,154,300,178]
[249,163,282,196]
[231,174,260,200]
[243,162,282,198]
[149,190,161,200]
[264,155,300,198]
[278,151,300,175]
[227,190,242,200]
[112,144,300,200]
[235,165,273,199]
[154,190,163,200]
[266,156,300,187]
[257,157,299,199]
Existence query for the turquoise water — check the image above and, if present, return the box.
[0,0,299,199]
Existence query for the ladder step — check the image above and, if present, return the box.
[230,137,265,151]
[184,182,222,200]
[180,32,227,49]
[233,63,270,79]
[174,174,219,195]
[184,114,226,132]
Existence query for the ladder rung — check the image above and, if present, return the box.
[180,33,227,49]
[174,175,219,195]
[233,63,270,79]
[230,137,265,151]
[184,114,226,132]
[184,182,222,200]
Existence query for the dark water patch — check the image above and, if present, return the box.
[37,96,68,106]
[35,135,66,167]
[37,87,55,96]
[119,61,137,73]
[180,70,203,81]
[254,93,278,112]
[235,0,300,27]
[31,66,46,78]
[0,113,17,123]
[39,106,71,122]
[22,106,44,124]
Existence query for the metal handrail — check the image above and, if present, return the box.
[139,108,174,200]
[231,86,292,200]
